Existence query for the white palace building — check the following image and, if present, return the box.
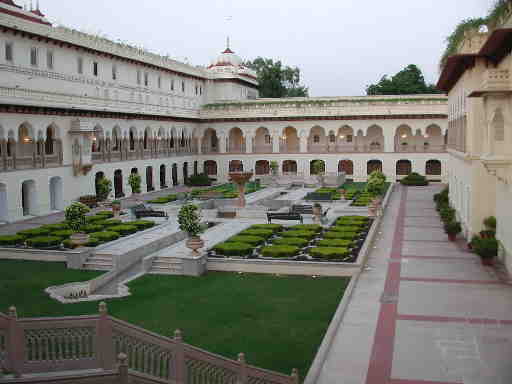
[0,0,449,224]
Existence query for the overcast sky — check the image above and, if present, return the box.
[37,0,493,96]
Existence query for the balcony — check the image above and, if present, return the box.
[470,69,512,97]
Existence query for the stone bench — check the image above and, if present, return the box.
[130,204,169,220]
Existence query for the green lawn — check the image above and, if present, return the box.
[0,259,348,378]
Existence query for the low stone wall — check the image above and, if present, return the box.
[0,247,91,263]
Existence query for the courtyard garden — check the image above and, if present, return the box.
[0,259,348,378]
[211,216,372,262]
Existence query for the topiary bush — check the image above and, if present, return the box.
[280,230,317,240]
[0,235,25,246]
[213,242,253,257]
[89,231,120,243]
[26,236,62,248]
[310,247,349,259]
[249,224,283,232]
[324,231,359,240]
[272,237,309,247]
[108,225,138,236]
[51,230,75,239]
[289,224,323,232]
[261,245,300,258]
[148,195,178,204]
[82,224,104,233]
[17,227,51,239]
[240,229,274,239]
[102,219,123,228]
[226,235,266,246]
[317,239,354,247]
[401,172,429,186]
[129,220,155,230]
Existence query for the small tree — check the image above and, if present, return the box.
[178,204,203,238]
[270,160,278,175]
[311,160,325,175]
[65,202,90,232]
[96,177,112,201]
[367,171,387,196]
[128,173,142,194]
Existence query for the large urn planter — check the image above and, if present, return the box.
[312,203,322,223]
[69,232,90,248]
[186,236,205,256]
[228,172,254,208]
[111,200,121,218]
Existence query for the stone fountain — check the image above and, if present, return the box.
[228,172,254,208]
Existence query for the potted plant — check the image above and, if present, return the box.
[111,200,121,217]
[96,177,112,202]
[473,237,498,266]
[311,160,325,187]
[128,173,142,196]
[444,221,462,242]
[468,234,480,250]
[269,160,278,176]
[480,216,497,238]
[65,202,90,248]
[178,204,204,256]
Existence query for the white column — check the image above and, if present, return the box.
[219,135,227,153]
[272,134,280,153]
[245,135,254,154]
[197,137,202,154]
[300,137,308,153]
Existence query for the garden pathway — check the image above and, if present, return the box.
[316,184,512,384]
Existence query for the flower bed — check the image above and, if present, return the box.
[209,217,373,262]
[192,181,265,200]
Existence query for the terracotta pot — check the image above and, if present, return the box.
[70,232,90,248]
[448,233,456,242]
[112,203,121,218]
[481,257,494,266]
[186,236,204,256]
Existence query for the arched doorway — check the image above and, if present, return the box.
[160,165,167,188]
[95,171,105,196]
[183,162,189,183]
[21,180,36,216]
[229,160,243,172]
[396,160,412,176]
[338,160,353,175]
[172,164,178,186]
[146,166,154,192]
[255,160,270,175]
[367,160,382,175]
[204,160,217,176]
[202,128,218,153]
[282,127,299,153]
[366,125,384,152]
[310,159,325,175]
[0,183,8,222]
[45,125,56,155]
[49,176,63,211]
[228,127,244,153]
[254,127,271,153]
[194,161,198,176]
[282,160,297,174]
[114,170,123,198]
[426,159,442,175]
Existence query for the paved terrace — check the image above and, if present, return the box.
[317,185,512,384]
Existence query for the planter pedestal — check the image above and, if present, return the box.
[70,233,90,248]
[228,172,254,208]
[186,237,205,256]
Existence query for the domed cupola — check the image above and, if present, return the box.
[208,41,243,69]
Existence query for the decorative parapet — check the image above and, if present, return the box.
[481,156,512,184]
[471,69,512,97]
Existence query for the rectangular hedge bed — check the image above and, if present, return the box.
[191,181,265,200]
[341,182,390,207]
[0,210,157,251]
[209,216,373,263]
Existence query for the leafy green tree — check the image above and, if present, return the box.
[245,57,309,98]
[366,64,442,95]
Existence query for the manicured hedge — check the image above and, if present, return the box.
[280,230,317,240]
[50,230,75,239]
[83,224,104,233]
[85,215,108,223]
[261,245,300,258]
[129,220,155,230]
[289,224,322,232]
[41,223,69,231]
[310,247,349,259]
[329,225,362,233]
[102,219,123,227]
[89,231,120,242]
[324,231,359,240]
[317,239,354,248]
[85,237,102,247]
[272,237,309,247]
[401,172,429,186]
[26,236,62,248]
[249,224,283,232]
[226,235,266,246]
[108,225,138,236]
[96,211,114,218]
[240,229,274,239]
[17,228,51,239]
[0,235,25,246]
[213,242,253,257]
[148,195,178,204]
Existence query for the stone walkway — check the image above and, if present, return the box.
[317,185,512,384]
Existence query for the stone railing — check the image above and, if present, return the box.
[481,69,511,93]
[0,304,299,384]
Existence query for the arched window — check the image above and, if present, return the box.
[329,132,336,143]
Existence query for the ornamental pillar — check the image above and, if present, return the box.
[245,135,254,154]
[272,134,280,153]
[300,136,308,153]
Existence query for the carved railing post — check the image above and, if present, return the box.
[6,306,23,377]
[97,302,116,370]
[117,353,128,384]
[173,329,185,383]
[237,353,248,384]
[291,368,299,384]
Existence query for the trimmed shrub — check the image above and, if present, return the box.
[0,235,25,246]
[213,242,253,257]
[280,230,317,240]
[85,237,102,247]
[96,211,114,218]
[473,237,498,259]
[108,225,138,236]
[329,225,362,233]
[272,237,309,247]
[41,223,70,231]
[102,219,123,227]
[85,215,108,223]
[226,235,265,246]
[186,173,212,187]
[51,230,75,239]
[317,239,354,247]
[261,245,300,258]
[129,220,155,230]
[148,195,177,204]
[310,247,349,259]
[240,229,274,239]
[249,224,283,232]
[401,172,429,186]
[324,231,359,240]
[83,224,104,233]
[26,236,62,248]
[89,231,120,242]
[17,227,51,239]
[62,239,77,249]
[289,224,322,232]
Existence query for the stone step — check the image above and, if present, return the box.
[83,263,112,271]
[86,256,112,263]
[149,269,182,275]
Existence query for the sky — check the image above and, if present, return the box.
[34,0,494,96]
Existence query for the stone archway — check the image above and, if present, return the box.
[172,164,178,186]
[255,160,270,175]
[204,160,217,176]
[146,166,154,192]
[21,180,36,216]
[396,160,412,176]
[160,164,167,188]
[114,170,123,198]
[338,160,353,175]
[426,159,442,175]
[367,160,382,175]
[282,160,297,174]
[49,176,63,211]
[229,160,243,172]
